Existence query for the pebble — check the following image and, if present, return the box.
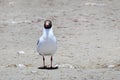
[55,64,74,69]
[108,65,115,68]
[31,70,38,74]
[17,51,25,55]
[85,2,106,6]
[17,64,26,68]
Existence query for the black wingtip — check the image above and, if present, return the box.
[37,40,39,45]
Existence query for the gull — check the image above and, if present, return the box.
[37,20,57,69]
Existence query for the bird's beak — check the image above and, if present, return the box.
[46,22,49,26]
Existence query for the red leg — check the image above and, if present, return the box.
[51,56,53,68]
[43,56,45,67]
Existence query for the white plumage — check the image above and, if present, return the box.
[37,28,57,56]
[37,20,57,68]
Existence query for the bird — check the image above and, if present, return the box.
[37,20,57,69]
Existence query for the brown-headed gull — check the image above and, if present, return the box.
[37,20,57,69]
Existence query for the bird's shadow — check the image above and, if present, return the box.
[38,66,58,70]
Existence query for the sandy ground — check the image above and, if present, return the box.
[0,0,120,80]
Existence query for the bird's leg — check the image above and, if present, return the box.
[43,56,45,67]
[50,56,53,68]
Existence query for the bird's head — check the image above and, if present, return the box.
[44,20,52,29]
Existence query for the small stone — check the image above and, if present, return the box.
[31,70,38,74]
[55,64,74,69]
[17,64,26,68]
[17,51,25,55]
[108,65,115,68]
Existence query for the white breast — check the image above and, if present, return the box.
[37,28,57,56]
